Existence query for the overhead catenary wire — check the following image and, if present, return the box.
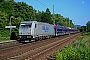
[36,0,60,15]
[36,0,74,26]
[36,0,67,16]
[36,0,53,12]
[36,0,57,24]
[36,0,47,7]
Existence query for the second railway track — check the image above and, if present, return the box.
[0,33,81,60]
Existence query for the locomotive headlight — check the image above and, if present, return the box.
[28,33,31,35]
[28,33,29,34]
[19,36,21,38]
[27,36,31,38]
[20,32,22,35]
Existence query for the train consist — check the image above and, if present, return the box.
[17,21,79,42]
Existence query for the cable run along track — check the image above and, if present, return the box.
[0,33,81,60]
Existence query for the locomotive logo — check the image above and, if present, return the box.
[42,26,49,32]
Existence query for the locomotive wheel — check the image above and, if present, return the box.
[35,37,39,41]
[42,36,45,40]
[39,36,42,41]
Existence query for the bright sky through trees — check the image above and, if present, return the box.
[15,0,90,26]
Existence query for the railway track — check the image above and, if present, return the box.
[0,40,21,49]
[0,33,81,60]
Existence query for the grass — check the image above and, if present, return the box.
[55,32,90,60]
[0,37,10,42]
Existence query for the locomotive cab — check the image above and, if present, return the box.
[18,21,36,42]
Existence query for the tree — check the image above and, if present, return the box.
[0,11,9,29]
[36,10,42,21]
[41,8,52,23]
[12,17,23,28]
[86,21,90,32]
[0,0,14,16]
[45,8,52,23]
[11,2,36,21]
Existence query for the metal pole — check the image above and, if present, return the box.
[53,5,55,24]
[10,16,13,38]
[10,17,11,37]
[69,20,70,27]
[83,25,84,32]
[86,25,87,31]
[66,19,67,26]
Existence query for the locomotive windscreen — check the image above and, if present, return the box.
[20,23,32,28]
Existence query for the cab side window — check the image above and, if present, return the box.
[35,24,36,28]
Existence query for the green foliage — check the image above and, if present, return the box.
[0,0,75,29]
[83,31,90,36]
[36,10,42,21]
[56,36,90,60]
[12,1,36,21]
[56,50,63,60]
[0,11,9,29]
[0,0,14,16]
[0,37,10,41]
[0,29,10,41]
[86,21,90,32]
[11,28,19,36]
[41,8,52,23]
[0,0,76,41]
[0,29,10,37]
[12,17,22,28]
[53,14,74,27]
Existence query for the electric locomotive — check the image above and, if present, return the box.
[17,21,55,42]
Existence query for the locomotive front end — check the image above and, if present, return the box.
[18,22,32,42]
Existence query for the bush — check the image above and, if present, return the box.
[0,29,18,41]
[0,29,10,37]
[55,35,90,60]
[83,32,90,36]
[0,37,10,42]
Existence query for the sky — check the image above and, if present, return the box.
[15,0,90,26]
